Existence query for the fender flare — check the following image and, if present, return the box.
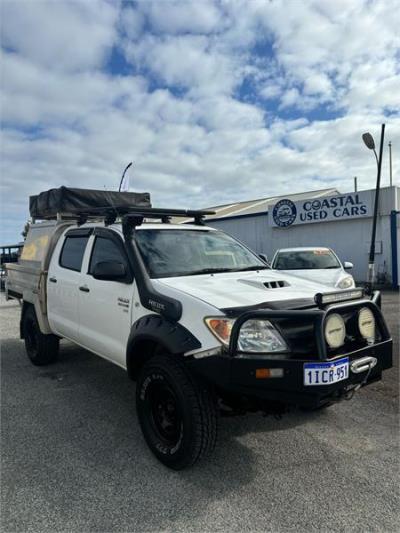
[126,314,201,378]
[20,300,51,337]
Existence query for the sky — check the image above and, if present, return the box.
[1,0,400,243]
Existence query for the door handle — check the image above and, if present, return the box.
[79,285,90,293]
[49,277,57,283]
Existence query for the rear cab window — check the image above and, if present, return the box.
[59,234,89,272]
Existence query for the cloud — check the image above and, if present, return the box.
[280,88,301,109]
[119,7,144,40]
[0,50,150,127]
[250,0,400,112]
[142,0,222,35]
[123,33,239,97]
[1,0,119,72]
[0,0,399,244]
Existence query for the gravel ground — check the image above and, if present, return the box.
[1,292,399,533]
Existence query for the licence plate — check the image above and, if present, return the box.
[304,357,349,386]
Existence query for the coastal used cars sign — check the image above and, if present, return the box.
[270,191,372,228]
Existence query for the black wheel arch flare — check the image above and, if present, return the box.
[126,314,202,379]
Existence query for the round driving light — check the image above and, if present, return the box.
[358,307,375,342]
[325,313,346,349]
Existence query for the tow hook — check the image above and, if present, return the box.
[344,356,378,400]
[351,356,377,374]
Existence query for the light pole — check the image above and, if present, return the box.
[362,124,385,293]
[388,141,393,187]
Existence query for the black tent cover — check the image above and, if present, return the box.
[30,187,151,219]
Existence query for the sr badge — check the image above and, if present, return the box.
[272,199,297,227]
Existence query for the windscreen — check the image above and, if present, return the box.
[274,250,340,270]
[135,229,267,278]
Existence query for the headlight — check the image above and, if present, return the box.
[237,319,288,353]
[358,307,375,343]
[324,313,346,348]
[205,317,288,353]
[337,276,355,289]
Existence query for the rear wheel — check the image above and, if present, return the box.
[22,306,59,366]
[136,355,218,470]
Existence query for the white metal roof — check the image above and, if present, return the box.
[172,187,339,224]
[205,188,339,219]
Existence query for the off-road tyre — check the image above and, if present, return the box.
[136,355,218,470]
[22,306,59,366]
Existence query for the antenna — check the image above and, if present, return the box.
[119,162,133,192]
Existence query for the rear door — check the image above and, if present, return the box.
[47,228,92,341]
[78,228,134,368]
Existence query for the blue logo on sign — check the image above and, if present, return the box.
[272,199,297,227]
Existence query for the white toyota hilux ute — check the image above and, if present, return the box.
[6,188,393,470]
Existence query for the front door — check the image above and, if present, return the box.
[78,229,134,368]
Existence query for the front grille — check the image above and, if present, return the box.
[275,317,316,358]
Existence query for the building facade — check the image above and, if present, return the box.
[203,186,399,287]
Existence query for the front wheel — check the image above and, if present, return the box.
[136,355,218,470]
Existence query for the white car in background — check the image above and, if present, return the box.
[271,247,355,290]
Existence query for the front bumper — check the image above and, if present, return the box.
[189,292,393,409]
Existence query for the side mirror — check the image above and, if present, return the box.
[92,261,127,281]
[259,253,269,264]
[343,261,353,270]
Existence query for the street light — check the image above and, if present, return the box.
[362,133,379,166]
[362,124,385,293]
[362,132,375,149]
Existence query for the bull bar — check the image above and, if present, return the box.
[228,291,391,359]
[190,291,393,409]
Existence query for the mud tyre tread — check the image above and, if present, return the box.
[22,306,59,366]
[136,355,218,470]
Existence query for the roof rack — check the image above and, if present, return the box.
[49,206,216,226]
[29,187,215,226]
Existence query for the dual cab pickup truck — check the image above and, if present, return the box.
[6,187,393,469]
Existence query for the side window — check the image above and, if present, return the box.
[59,236,89,272]
[89,237,127,274]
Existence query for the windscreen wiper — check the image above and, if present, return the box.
[235,265,270,272]
[189,267,240,275]
[187,265,270,276]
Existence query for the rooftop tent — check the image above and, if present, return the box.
[29,186,151,219]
